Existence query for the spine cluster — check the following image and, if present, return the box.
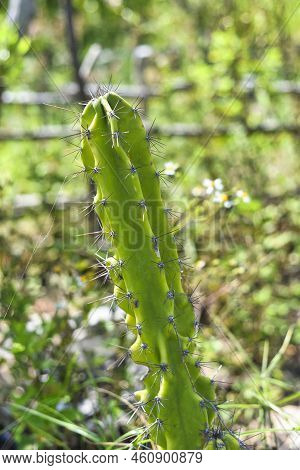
[79,91,242,450]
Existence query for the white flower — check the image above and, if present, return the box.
[26,313,43,335]
[224,200,234,209]
[164,161,179,176]
[203,178,224,195]
[214,178,224,191]
[212,191,223,203]
[213,191,233,208]
[203,178,214,194]
[236,190,250,203]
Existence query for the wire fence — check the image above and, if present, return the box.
[1,0,299,211]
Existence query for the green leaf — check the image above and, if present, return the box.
[11,403,101,444]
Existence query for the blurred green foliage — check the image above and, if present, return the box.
[0,0,299,450]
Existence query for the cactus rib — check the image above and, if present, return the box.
[77,91,242,450]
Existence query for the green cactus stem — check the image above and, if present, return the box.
[77,90,242,450]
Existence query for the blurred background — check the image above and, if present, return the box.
[0,0,299,450]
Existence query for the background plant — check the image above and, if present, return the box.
[0,0,299,450]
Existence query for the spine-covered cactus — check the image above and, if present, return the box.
[78,90,242,450]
